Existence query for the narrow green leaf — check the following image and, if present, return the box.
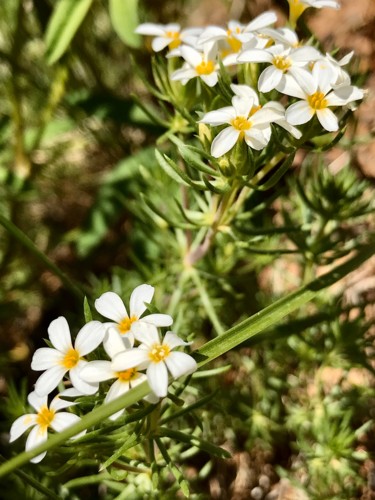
[158,428,231,459]
[109,0,141,48]
[100,433,139,471]
[155,150,192,186]
[45,0,93,65]
[83,296,93,323]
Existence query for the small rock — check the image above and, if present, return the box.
[251,486,264,500]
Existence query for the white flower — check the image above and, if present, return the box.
[288,0,340,26]
[314,51,353,88]
[9,391,85,463]
[237,44,321,93]
[95,284,173,349]
[79,327,158,420]
[111,325,197,398]
[135,23,202,52]
[278,66,363,132]
[31,317,105,396]
[170,42,219,87]
[200,90,283,157]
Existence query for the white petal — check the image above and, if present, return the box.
[244,11,277,32]
[289,68,316,95]
[231,84,259,103]
[133,322,160,345]
[200,107,236,125]
[59,387,86,398]
[31,348,64,371]
[327,86,364,105]
[163,331,190,349]
[232,96,253,117]
[28,391,47,412]
[140,314,173,328]
[130,284,154,318]
[79,360,114,383]
[48,316,72,352]
[211,127,240,158]
[180,45,203,67]
[135,23,167,36]
[291,46,321,62]
[26,425,48,463]
[201,72,218,87]
[95,292,128,323]
[276,74,306,99]
[74,320,105,356]
[171,67,197,82]
[147,362,169,398]
[103,326,133,356]
[105,380,130,420]
[50,395,78,412]
[9,414,37,442]
[151,37,171,52]
[286,101,314,125]
[70,363,99,395]
[50,412,81,433]
[251,107,282,125]
[258,66,282,93]
[165,351,198,379]
[34,366,67,396]
[237,48,272,64]
[111,349,150,372]
[244,129,269,150]
[316,108,338,131]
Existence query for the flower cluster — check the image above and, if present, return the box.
[10,284,197,461]
[136,0,363,159]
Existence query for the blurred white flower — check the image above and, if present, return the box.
[170,42,220,87]
[135,23,202,52]
[112,325,197,398]
[31,317,105,396]
[9,391,85,463]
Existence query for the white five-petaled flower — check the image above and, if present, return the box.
[237,44,321,93]
[277,66,363,132]
[31,317,105,396]
[9,391,85,463]
[200,91,283,157]
[111,325,197,398]
[170,42,219,87]
[95,284,173,350]
[135,23,202,52]
[79,327,158,420]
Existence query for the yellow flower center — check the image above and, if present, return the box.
[226,30,242,53]
[249,105,262,117]
[61,348,80,369]
[116,368,138,382]
[231,116,252,132]
[165,31,181,50]
[273,55,292,72]
[308,91,328,110]
[195,60,215,75]
[36,406,55,431]
[149,343,171,363]
[118,316,137,335]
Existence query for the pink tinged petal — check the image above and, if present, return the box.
[26,425,48,463]
[140,313,173,328]
[135,23,167,36]
[48,316,73,352]
[130,284,154,318]
[103,327,130,358]
[181,45,203,67]
[74,320,105,355]
[258,66,283,93]
[50,412,81,433]
[50,396,78,412]
[201,73,218,87]
[9,414,37,442]
[200,107,236,125]
[165,351,198,379]
[28,391,47,412]
[34,365,67,396]
[31,348,64,371]
[237,48,272,64]
[70,363,99,395]
[95,292,128,323]
[111,349,150,372]
[133,322,160,345]
[147,362,169,398]
[286,101,314,125]
[163,331,191,349]
[79,360,114,383]
[151,37,171,52]
[276,74,306,99]
[211,127,241,158]
[244,11,277,32]
[316,108,338,131]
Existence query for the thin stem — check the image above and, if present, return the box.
[190,269,224,336]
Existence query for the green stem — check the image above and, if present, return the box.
[0,213,85,301]
[0,242,373,477]
[190,269,224,335]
